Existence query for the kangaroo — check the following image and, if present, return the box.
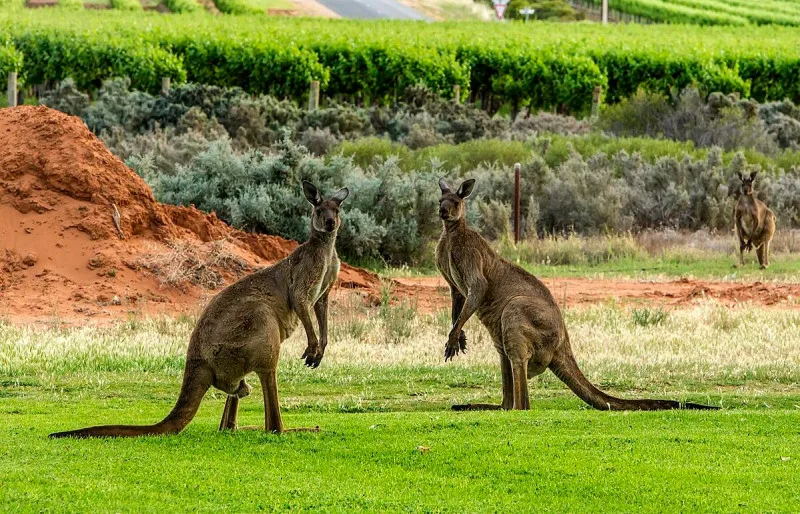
[734,171,776,269]
[50,181,349,438]
[436,178,717,411]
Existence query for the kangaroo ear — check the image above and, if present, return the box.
[302,180,323,206]
[737,172,744,182]
[456,179,476,199]
[439,178,451,194]
[330,187,349,206]
[750,171,758,181]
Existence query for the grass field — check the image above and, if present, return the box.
[2,303,799,511]
[375,231,800,282]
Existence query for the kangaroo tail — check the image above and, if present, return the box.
[548,344,718,411]
[49,360,212,439]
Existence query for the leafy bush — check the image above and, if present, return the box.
[0,42,23,78]
[212,0,262,14]
[10,12,800,112]
[39,78,90,116]
[57,0,84,10]
[164,0,202,12]
[110,0,143,11]
[599,88,778,154]
[134,131,800,265]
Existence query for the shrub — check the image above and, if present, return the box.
[39,78,90,117]
[164,0,202,12]
[212,0,262,14]
[110,0,142,10]
[599,88,778,155]
[83,78,156,134]
[57,0,84,9]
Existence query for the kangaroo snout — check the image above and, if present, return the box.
[324,218,336,231]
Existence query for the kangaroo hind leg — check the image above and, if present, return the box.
[218,380,252,431]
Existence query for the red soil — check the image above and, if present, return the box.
[392,276,800,312]
[0,106,380,324]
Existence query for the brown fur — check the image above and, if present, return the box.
[50,181,349,438]
[734,171,776,269]
[436,178,716,412]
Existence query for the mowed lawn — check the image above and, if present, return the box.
[2,381,799,512]
[2,303,800,512]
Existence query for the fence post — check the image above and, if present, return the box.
[308,80,320,111]
[453,84,461,105]
[7,72,17,108]
[161,77,171,96]
[591,85,602,119]
[601,0,608,24]
[513,163,521,244]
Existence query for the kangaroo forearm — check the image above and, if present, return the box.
[296,305,318,342]
[314,293,329,341]
[453,289,484,334]
[450,287,465,328]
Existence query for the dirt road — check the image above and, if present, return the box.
[391,276,800,313]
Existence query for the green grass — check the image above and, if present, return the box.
[518,253,800,280]
[2,392,799,512]
[2,303,799,511]
[249,0,292,9]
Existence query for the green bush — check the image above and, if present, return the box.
[110,0,143,10]
[164,0,202,12]
[57,0,84,9]
[0,42,23,78]
[212,0,261,14]
[0,0,24,10]
[9,13,800,112]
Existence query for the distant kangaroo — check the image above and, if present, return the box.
[50,181,349,438]
[734,171,775,269]
[436,178,717,411]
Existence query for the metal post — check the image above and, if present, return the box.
[308,80,320,111]
[7,72,17,108]
[513,163,521,244]
[453,85,461,104]
[591,85,602,119]
[601,0,608,24]
[161,77,171,96]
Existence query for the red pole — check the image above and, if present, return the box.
[513,163,521,244]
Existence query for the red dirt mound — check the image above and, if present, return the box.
[0,106,381,324]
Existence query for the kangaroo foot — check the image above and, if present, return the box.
[452,403,503,411]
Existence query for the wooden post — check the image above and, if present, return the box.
[7,72,17,108]
[453,84,461,104]
[601,0,608,24]
[591,85,602,119]
[513,163,521,244]
[161,77,171,96]
[308,80,320,111]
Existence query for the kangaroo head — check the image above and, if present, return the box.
[738,171,758,196]
[438,178,475,222]
[302,180,349,233]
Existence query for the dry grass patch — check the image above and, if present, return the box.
[135,239,251,290]
[3,302,799,388]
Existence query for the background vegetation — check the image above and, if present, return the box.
[36,79,800,266]
[8,11,800,109]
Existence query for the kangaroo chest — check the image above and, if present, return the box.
[741,211,757,236]
[312,256,339,302]
[436,236,468,295]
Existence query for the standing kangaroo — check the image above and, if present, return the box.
[436,178,716,411]
[734,171,776,269]
[50,181,349,438]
